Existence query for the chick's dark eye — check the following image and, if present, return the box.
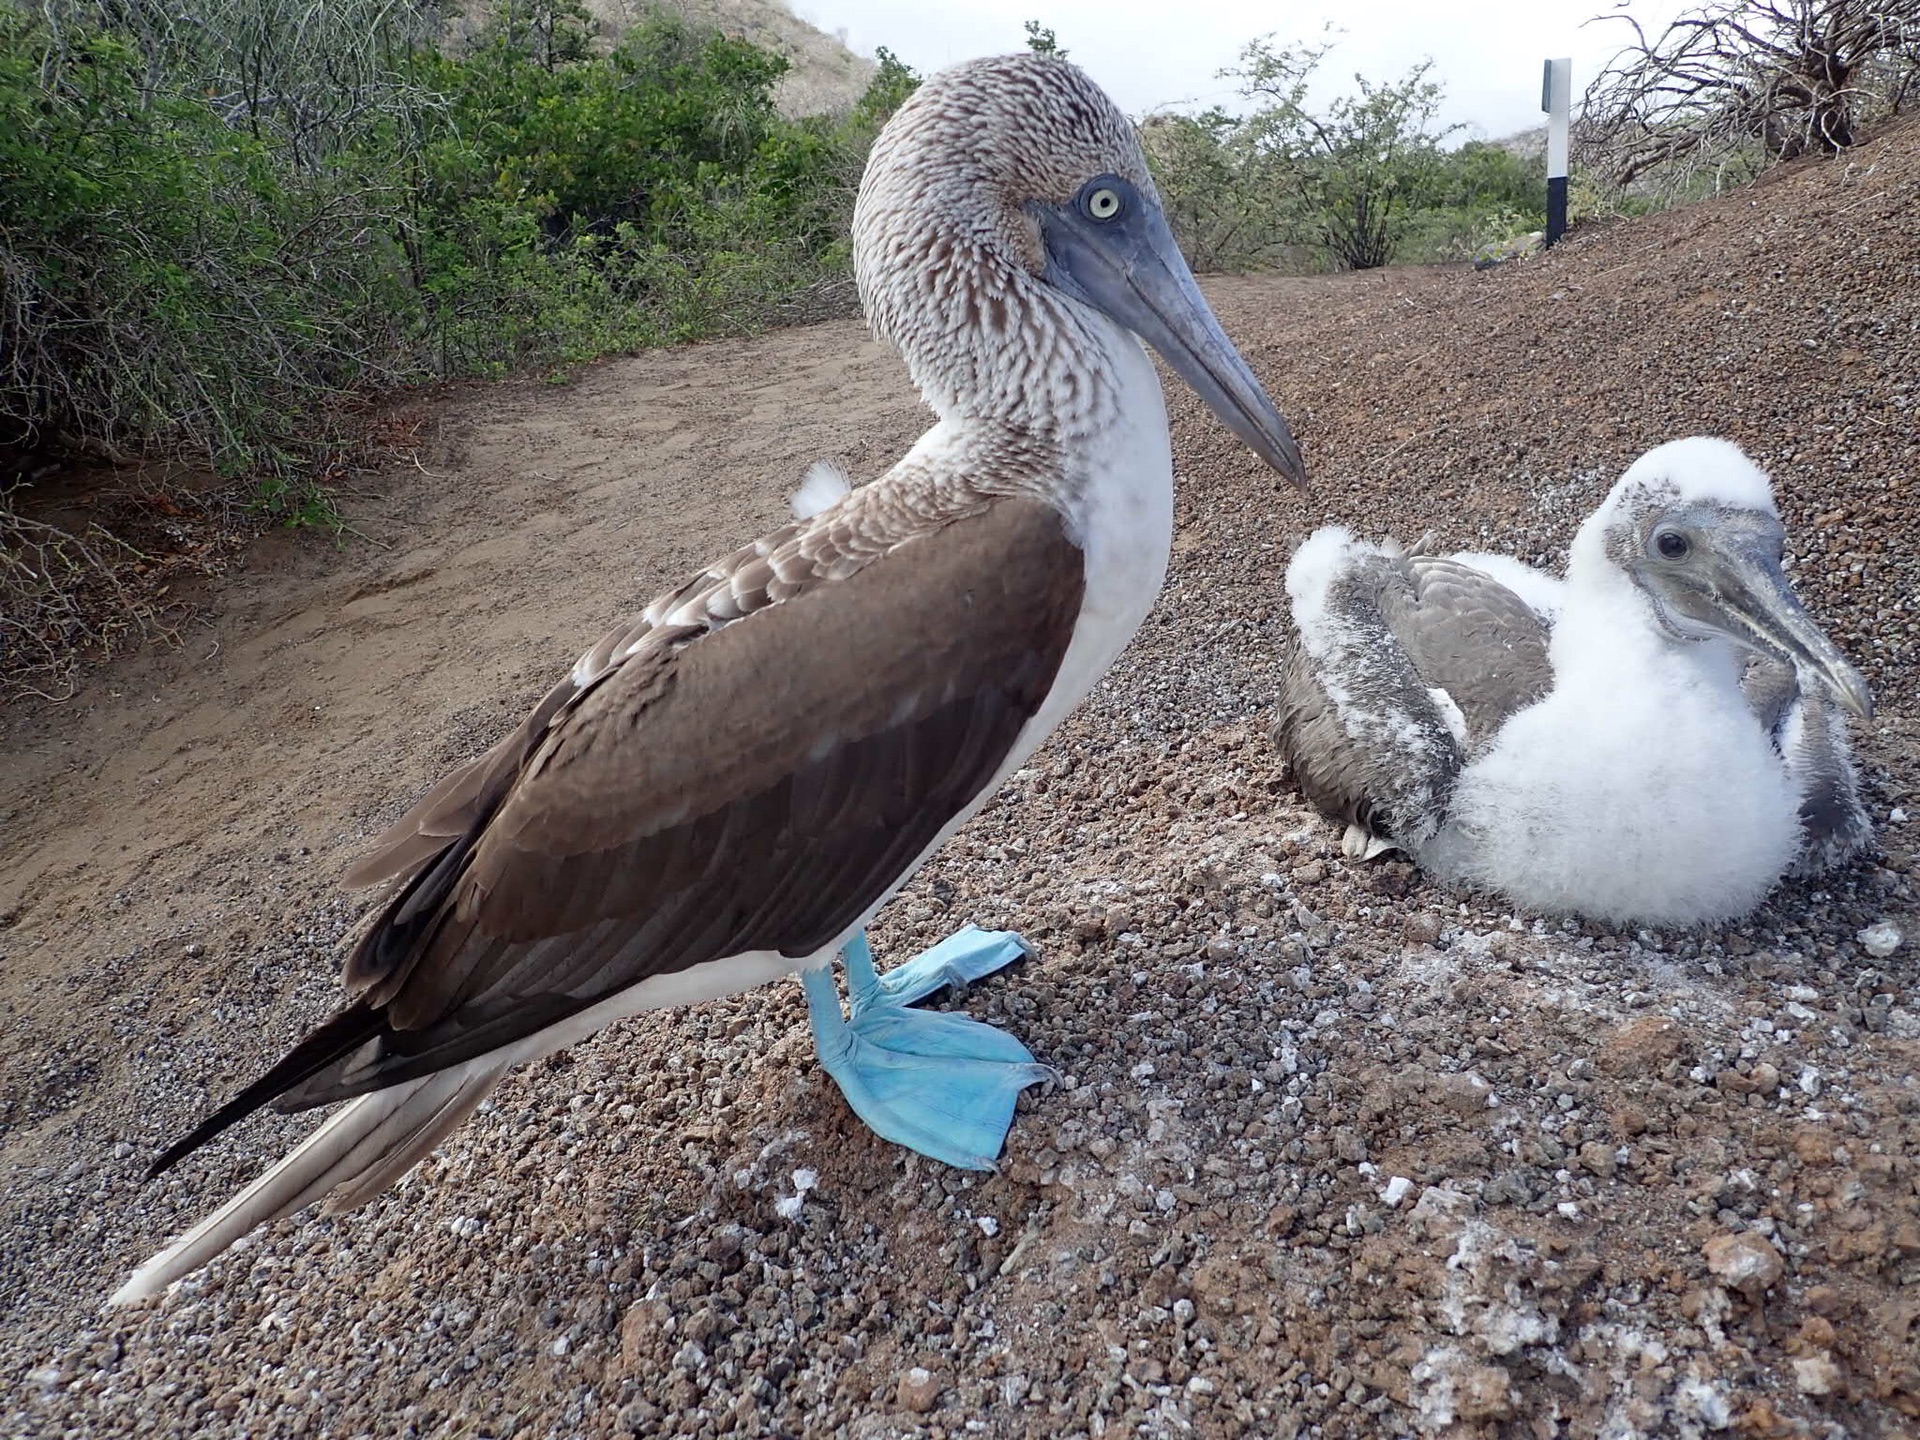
[1656,531,1690,560]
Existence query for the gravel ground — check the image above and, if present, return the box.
[2,119,1916,1438]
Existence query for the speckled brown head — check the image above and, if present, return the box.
[853,53,1305,485]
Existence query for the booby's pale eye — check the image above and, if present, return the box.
[1081,182,1124,222]
[1655,530,1690,560]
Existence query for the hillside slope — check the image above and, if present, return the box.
[445,0,876,113]
[1,118,1916,1439]
[662,0,873,113]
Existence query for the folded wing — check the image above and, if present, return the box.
[1275,531,1552,850]
[150,494,1085,1174]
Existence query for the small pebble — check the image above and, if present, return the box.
[898,1366,941,1413]
[1704,1231,1784,1298]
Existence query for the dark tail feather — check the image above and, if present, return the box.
[145,1003,386,1180]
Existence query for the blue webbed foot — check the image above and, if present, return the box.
[802,930,1052,1171]
[841,926,1032,1012]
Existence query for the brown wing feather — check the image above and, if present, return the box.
[162,494,1083,1157]
[337,519,825,894]
[338,679,579,891]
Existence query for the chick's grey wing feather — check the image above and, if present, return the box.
[1741,657,1872,877]
[1385,556,1553,746]
[153,498,1082,1170]
[1739,654,1799,742]
[1273,549,1467,846]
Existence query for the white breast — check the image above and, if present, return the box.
[1422,613,1802,926]
[847,321,1175,911]
[1030,328,1176,740]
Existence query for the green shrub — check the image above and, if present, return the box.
[1146,39,1548,274]
[0,1,881,522]
[0,13,414,511]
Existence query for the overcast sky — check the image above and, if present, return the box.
[789,1,1686,141]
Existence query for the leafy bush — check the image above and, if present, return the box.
[1141,110,1326,273]
[1395,143,1549,263]
[0,11,416,507]
[398,10,863,372]
[1145,38,1548,273]
[0,0,894,519]
[1223,36,1463,270]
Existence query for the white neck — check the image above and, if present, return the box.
[1554,517,1743,701]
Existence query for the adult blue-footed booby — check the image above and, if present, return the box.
[1274,438,1871,926]
[111,53,1304,1305]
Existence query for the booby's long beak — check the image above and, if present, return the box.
[1693,542,1874,720]
[1038,192,1307,489]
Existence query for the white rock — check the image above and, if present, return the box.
[975,1215,1000,1238]
[1671,1376,1733,1429]
[1381,1175,1415,1207]
[1858,921,1903,958]
[1792,1353,1842,1396]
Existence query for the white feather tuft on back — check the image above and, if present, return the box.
[789,461,853,520]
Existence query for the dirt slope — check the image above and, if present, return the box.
[445,0,876,115]
[2,124,1918,1437]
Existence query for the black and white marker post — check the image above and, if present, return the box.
[1542,56,1571,246]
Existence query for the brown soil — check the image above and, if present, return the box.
[3,122,1918,1438]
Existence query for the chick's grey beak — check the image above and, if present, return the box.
[1706,545,1874,720]
[1039,197,1306,489]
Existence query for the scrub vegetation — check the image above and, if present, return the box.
[1142,35,1547,275]
[0,0,908,512]
[0,0,914,691]
[1580,0,1920,196]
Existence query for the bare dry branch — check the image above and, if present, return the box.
[1580,0,1920,189]
[0,495,177,702]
